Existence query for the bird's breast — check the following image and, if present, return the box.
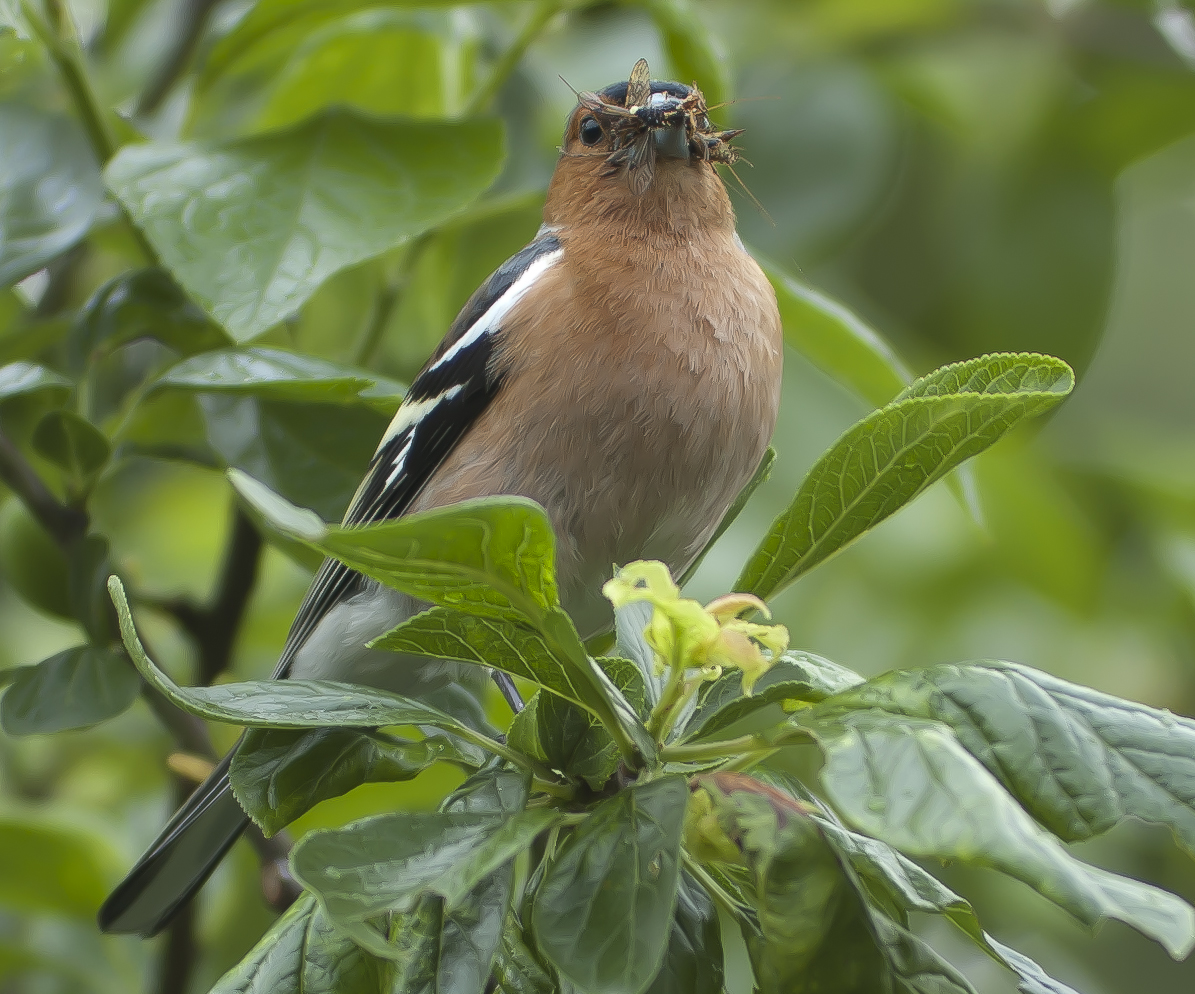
[412,228,783,638]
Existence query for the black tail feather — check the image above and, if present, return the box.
[98,750,249,936]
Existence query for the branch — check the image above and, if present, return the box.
[0,426,87,545]
[135,0,222,117]
[465,0,560,116]
[156,505,264,686]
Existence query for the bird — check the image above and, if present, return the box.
[98,59,783,937]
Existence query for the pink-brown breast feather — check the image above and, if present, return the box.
[411,160,782,635]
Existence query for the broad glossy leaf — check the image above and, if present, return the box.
[198,0,467,93]
[233,474,654,762]
[106,111,505,341]
[818,660,1195,856]
[494,921,556,994]
[209,397,388,521]
[110,574,482,735]
[683,650,864,742]
[646,872,723,994]
[66,268,226,372]
[508,657,646,790]
[0,105,102,287]
[352,770,528,980]
[32,410,110,486]
[809,809,1082,993]
[0,812,122,919]
[209,893,393,994]
[255,9,473,131]
[0,646,138,735]
[678,446,774,587]
[230,727,454,836]
[697,774,889,992]
[0,361,71,405]
[156,347,403,407]
[809,716,1195,958]
[762,260,909,408]
[738,353,1074,600]
[982,936,1081,994]
[375,606,654,766]
[644,0,728,109]
[532,775,688,994]
[292,807,558,923]
[232,471,558,617]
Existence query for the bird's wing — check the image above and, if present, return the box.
[270,230,565,677]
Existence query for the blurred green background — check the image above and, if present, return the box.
[3,0,1195,991]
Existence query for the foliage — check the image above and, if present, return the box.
[2,2,1195,994]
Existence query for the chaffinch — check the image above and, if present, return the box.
[99,59,783,936]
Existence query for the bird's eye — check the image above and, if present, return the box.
[579,116,603,146]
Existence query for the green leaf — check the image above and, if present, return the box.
[762,259,910,408]
[696,774,889,992]
[212,398,389,522]
[375,606,655,767]
[0,105,102,287]
[0,360,71,405]
[983,936,1082,994]
[32,410,110,487]
[232,471,558,618]
[106,111,505,341]
[532,775,688,994]
[154,347,404,407]
[108,573,487,739]
[644,0,729,109]
[494,920,556,994]
[291,807,557,925]
[808,715,1195,958]
[255,9,474,131]
[737,353,1074,601]
[230,727,458,836]
[234,474,654,764]
[817,660,1195,857]
[508,658,645,790]
[0,646,138,735]
[66,268,227,373]
[0,811,122,919]
[683,650,864,742]
[366,769,529,984]
[678,446,774,588]
[209,893,394,994]
[198,0,468,94]
[646,871,724,994]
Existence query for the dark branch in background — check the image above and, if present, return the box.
[154,505,265,686]
[0,427,88,544]
[135,0,222,117]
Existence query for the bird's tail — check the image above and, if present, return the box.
[97,747,249,936]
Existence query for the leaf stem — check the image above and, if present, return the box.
[465,0,559,116]
[26,0,157,263]
[681,854,755,928]
[660,733,769,764]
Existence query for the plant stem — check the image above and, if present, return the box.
[27,0,157,263]
[681,854,755,927]
[465,0,559,116]
[454,725,571,796]
[135,0,221,116]
[154,503,264,686]
[0,426,87,545]
[660,733,768,765]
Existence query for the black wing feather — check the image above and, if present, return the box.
[271,232,562,677]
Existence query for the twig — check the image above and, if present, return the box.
[0,426,88,545]
[135,0,222,117]
[26,0,156,262]
[465,0,560,116]
[155,504,264,686]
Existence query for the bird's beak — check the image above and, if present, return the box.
[652,123,691,160]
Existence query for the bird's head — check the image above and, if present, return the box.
[545,59,743,235]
